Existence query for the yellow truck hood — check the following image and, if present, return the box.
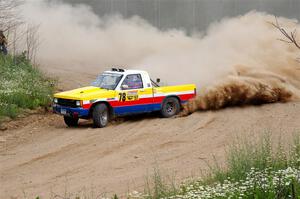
[54,86,115,100]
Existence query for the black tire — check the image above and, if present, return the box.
[93,103,109,128]
[64,116,79,127]
[160,97,180,118]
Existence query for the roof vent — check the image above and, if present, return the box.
[111,68,125,72]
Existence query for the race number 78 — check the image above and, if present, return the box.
[118,92,126,102]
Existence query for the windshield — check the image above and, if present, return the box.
[91,73,123,90]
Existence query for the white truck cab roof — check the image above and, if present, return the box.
[104,68,153,90]
[104,68,147,76]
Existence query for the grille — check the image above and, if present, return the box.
[57,98,77,108]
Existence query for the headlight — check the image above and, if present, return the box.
[76,100,81,107]
[53,98,58,103]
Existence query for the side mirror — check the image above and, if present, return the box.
[121,84,129,90]
[156,78,161,83]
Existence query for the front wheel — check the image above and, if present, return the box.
[64,116,79,127]
[93,103,109,128]
[160,97,180,118]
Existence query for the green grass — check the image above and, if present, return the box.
[208,133,293,183]
[143,168,178,199]
[0,53,55,120]
[132,133,300,199]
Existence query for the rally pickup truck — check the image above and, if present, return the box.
[53,68,196,128]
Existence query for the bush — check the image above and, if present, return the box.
[0,54,54,119]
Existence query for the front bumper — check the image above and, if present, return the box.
[53,104,89,118]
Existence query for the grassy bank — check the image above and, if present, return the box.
[132,133,300,199]
[0,54,54,119]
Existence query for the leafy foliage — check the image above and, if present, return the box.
[0,54,54,119]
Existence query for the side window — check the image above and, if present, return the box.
[121,74,143,90]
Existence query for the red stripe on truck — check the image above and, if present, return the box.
[82,93,195,109]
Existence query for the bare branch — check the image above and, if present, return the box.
[0,0,40,63]
[0,0,23,31]
[270,16,300,50]
[278,38,293,43]
[25,23,40,63]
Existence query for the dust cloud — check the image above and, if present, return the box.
[182,65,299,114]
[21,1,300,111]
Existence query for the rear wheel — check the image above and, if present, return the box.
[160,97,180,118]
[93,103,109,128]
[64,116,79,127]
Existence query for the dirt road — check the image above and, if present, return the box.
[1,102,300,198]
